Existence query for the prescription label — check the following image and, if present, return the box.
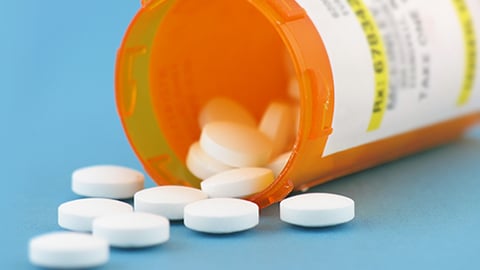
[347,0,390,132]
[296,0,480,156]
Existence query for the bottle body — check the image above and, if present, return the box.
[290,0,480,190]
[116,0,480,207]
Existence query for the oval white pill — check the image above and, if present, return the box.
[259,102,295,157]
[29,232,109,269]
[184,198,259,234]
[200,121,273,167]
[134,186,208,220]
[72,165,144,199]
[201,167,274,198]
[198,97,257,128]
[58,198,133,232]
[186,142,233,180]
[280,193,355,227]
[266,152,291,177]
[92,212,169,248]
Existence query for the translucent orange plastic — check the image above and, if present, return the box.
[116,0,480,208]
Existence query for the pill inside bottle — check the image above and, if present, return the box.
[116,0,480,207]
[117,0,306,207]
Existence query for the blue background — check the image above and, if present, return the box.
[1,1,480,269]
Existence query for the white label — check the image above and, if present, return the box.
[296,0,480,156]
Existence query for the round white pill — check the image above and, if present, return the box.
[184,198,259,234]
[29,232,109,269]
[58,198,133,232]
[198,97,257,128]
[280,193,355,227]
[266,151,291,177]
[72,165,144,199]
[201,167,275,198]
[92,212,169,248]
[200,121,273,167]
[259,101,295,157]
[186,142,233,180]
[134,186,208,220]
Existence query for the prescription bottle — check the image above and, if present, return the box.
[116,0,480,208]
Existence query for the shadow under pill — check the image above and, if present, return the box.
[111,243,167,253]
[169,220,185,226]
[259,203,280,217]
[185,228,257,239]
[283,221,356,234]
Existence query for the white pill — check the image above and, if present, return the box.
[200,121,273,167]
[58,198,133,232]
[198,97,257,128]
[184,198,259,234]
[266,151,292,177]
[280,193,355,227]
[72,165,144,199]
[258,102,295,157]
[134,186,208,220]
[201,167,274,198]
[29,232,109,269]
[92,212,169,248]
[186,142,234,180]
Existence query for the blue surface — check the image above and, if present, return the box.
[2,1,480,269]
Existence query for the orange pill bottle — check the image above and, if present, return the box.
[116,0,480,208]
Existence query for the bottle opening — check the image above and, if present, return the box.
[149,0,294,160]
[116,0,334,207]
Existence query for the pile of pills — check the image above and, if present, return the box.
[28,93,355,268]
[187,96,298,197]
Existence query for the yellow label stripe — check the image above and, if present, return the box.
[347,0,390,131]
[452,0,477,106]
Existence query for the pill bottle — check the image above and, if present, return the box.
[116,0,480,208]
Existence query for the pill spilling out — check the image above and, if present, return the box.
[280,193,355,227]
[29,160,356,269]
[29,232,109,269]
[30,82,357,267]
[134,185,208,220]
[201,167,275,198]
[92,212,170,248]
[58,198,133,232]
[184,198,259,234]
[72,165,144,199]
